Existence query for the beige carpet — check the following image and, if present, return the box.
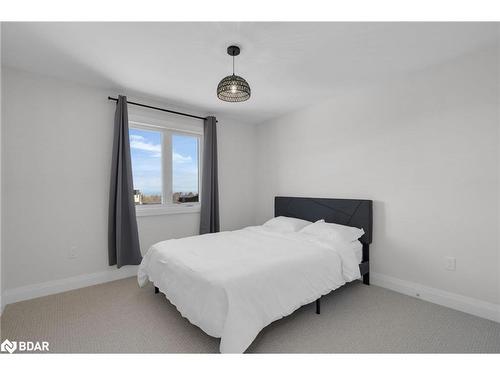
[1,277,499,353]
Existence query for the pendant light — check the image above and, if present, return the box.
[217,45,251,102]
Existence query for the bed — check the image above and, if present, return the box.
[137,196,372,353]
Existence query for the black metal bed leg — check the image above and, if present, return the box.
[363,272,370,285]
[154,286,159,294]
[315,298,320,314]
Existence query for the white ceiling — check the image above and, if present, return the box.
[2,22,498,124]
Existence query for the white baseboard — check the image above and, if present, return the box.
[3,268,499,324]
[2,266,138,308]
[371,272,500,323]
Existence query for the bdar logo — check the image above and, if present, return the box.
[1,339,49,353]
[1,339,17,354]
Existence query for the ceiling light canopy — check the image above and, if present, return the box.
[217,45,251,102]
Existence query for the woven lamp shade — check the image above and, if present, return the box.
[217,74,251,102]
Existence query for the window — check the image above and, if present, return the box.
[129,121,201,215]
[172,134,199,204]
[129,128,163,205]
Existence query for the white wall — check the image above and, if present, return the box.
[255,45,500,306]
[1,67,256,294]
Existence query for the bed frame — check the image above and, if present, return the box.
[154,196,373,315]
[274,196,373,314]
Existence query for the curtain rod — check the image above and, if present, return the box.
[107,96,212,122]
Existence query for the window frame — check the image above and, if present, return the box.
[128,118,203,217]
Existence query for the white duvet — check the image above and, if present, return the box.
[137,226,360,353]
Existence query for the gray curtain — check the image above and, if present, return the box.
[200,116,220,234]
[108,95,142,267]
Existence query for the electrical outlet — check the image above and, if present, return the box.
[68,246,78,259]
[445,256,456,271]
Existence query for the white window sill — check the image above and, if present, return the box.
[135,204,201,217]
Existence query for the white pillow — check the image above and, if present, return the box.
[299,221,364,243]
[263,216,312,232]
